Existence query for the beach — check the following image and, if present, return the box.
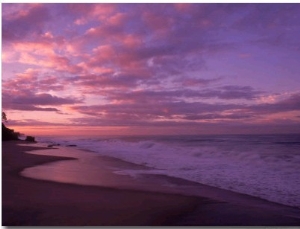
[2,140,300,226]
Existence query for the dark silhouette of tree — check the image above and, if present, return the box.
[2,112,7,122]
[2,111,20,141]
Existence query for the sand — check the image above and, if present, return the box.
[2,140,300,226]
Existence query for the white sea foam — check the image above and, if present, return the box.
[37,134,300,208]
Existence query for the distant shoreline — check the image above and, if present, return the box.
[2,141,300,226]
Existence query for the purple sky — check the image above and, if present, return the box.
[2,3,300,136]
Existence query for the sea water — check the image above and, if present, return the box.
[37,134,300,208]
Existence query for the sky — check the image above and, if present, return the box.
[2,3,300,136]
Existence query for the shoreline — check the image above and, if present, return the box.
[2,141,300,226]
[21,142,300,215]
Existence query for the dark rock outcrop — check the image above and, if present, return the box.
[2,123,20,141]
[25,136,36,142]
[67,144,77,147]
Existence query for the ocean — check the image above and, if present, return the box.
[36,134,300,208]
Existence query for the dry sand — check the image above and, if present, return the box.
[2,141,300,226]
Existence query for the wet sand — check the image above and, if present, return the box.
[2,141,300,226]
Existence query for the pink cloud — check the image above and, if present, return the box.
[2,66,82,113]
[173,3,192,12]
[13,41,55,56]
[107,12,127,26]
[85,43,149,77]
[3,68,64,96]
[78,62,114,75]
[70,3,116,25]
[91,4,116,20]
[92,45,115,61]
[3,89,81,113]
[3,3,41,21]
[122,34,143,48]
[6,31,85,74]
[3,69,39,96]
[83,24,126,44]
[142,11,174,37]
[15,48,83,74]
[2,4,50,41]
[71,73,139,94]
[50,55,76,72]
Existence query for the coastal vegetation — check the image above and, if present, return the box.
[2,112,20,141]
[2,112,36,142]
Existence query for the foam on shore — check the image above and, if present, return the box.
[20,143,300,219]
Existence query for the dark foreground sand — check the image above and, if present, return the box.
[2,141,300,226]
